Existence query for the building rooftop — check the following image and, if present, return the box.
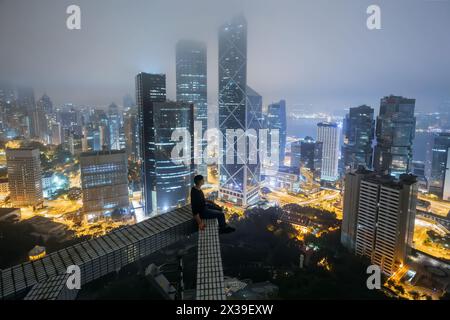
[0,206,197,299]
[317,122,338,128]
[80,149,126,157]
[196,219,226,300]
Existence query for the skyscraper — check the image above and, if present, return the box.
[267,100,287,166]
[123,107,140,161]
[151,101,194,214]
[341,166,372,252]
[136,73,166,216]
[123,94,135,109]
[82,125,102,152]
[80,150,129,221]
[37,93,53,114]
[300,136,323,172]
[218,15,260,206]
[108,103,121,151]
[444,151,450,201]
[17,87,37,138]
[51,122,63,146]
[36,94,53,143]
[342,105,375,171]
[245,85,263,195]
[342,169,418,275]
[429,133,450,199]
[354,173,417,276]
[136,73,194,215]
[374,95,416,177]
[290,140,302,168]
[317,122,340,182]
[6,147,43,209]
[176,40,208,177]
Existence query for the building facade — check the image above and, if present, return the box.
[218,15,260,207]
[300,136,322,173]
[150,101,194,214]
[266,100,287,166]
[136,73,166,216]
[6,147,43,208]
[176,40,208,177]
[373,95,416,177]
[108,103,121,151]
[316,122,340,182]
[80,150,129,221]
[123,107,140,161]
[341,166,372,252]
[444,150,450,201]
[343,171,418,276]
[342,105,374,171]
[429,133,450,199]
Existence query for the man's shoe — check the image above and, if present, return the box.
[219,226,236,234]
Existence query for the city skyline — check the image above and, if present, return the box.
[0,1,449,302]
[1,0,449,113]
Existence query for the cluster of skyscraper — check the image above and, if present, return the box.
[340,96,421,276]
[0,86,64,145]
[137,15,286,213]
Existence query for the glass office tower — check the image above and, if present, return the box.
[218,15,260,206]
[152,101,194,214]
[136,73,166,216]
[374,95,416,177]
[176,40,208,177]
[136,72,194,215]
[267,100,287,166]
[429,133,450,199]
[342,105,375,171]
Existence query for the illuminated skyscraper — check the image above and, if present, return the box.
[429,133,450,199]
[51,122,63,146]
[108,103,121,151]
[17,87,37,138]
[355,173,417,276]
[80,150,129,221]
[218,15,260,207]
[150,101,194,214]
[301,136,322,172]
[245,85,263,196]
[82,125,102,152]
[137,73,194,215]
[342,105,374,171]
[176,40,207,177]
[267,100,287,166]
[373,95,416,177]
[36,94,53,143]
[342,169,418,275]
[6,147,43,209]
[341,166,372,252]
[317,122,340,181]
[123,107,139,161]
[290,140,302,168]
[136,73,166,215]
[444,151,450,201]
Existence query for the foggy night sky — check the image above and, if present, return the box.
[0,0,449,114]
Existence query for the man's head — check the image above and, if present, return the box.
[194,175,205,187]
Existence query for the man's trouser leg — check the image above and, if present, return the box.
[201,208,226,228]
[206,202,223,211]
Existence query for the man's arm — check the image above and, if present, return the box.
[194,214,206,231]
